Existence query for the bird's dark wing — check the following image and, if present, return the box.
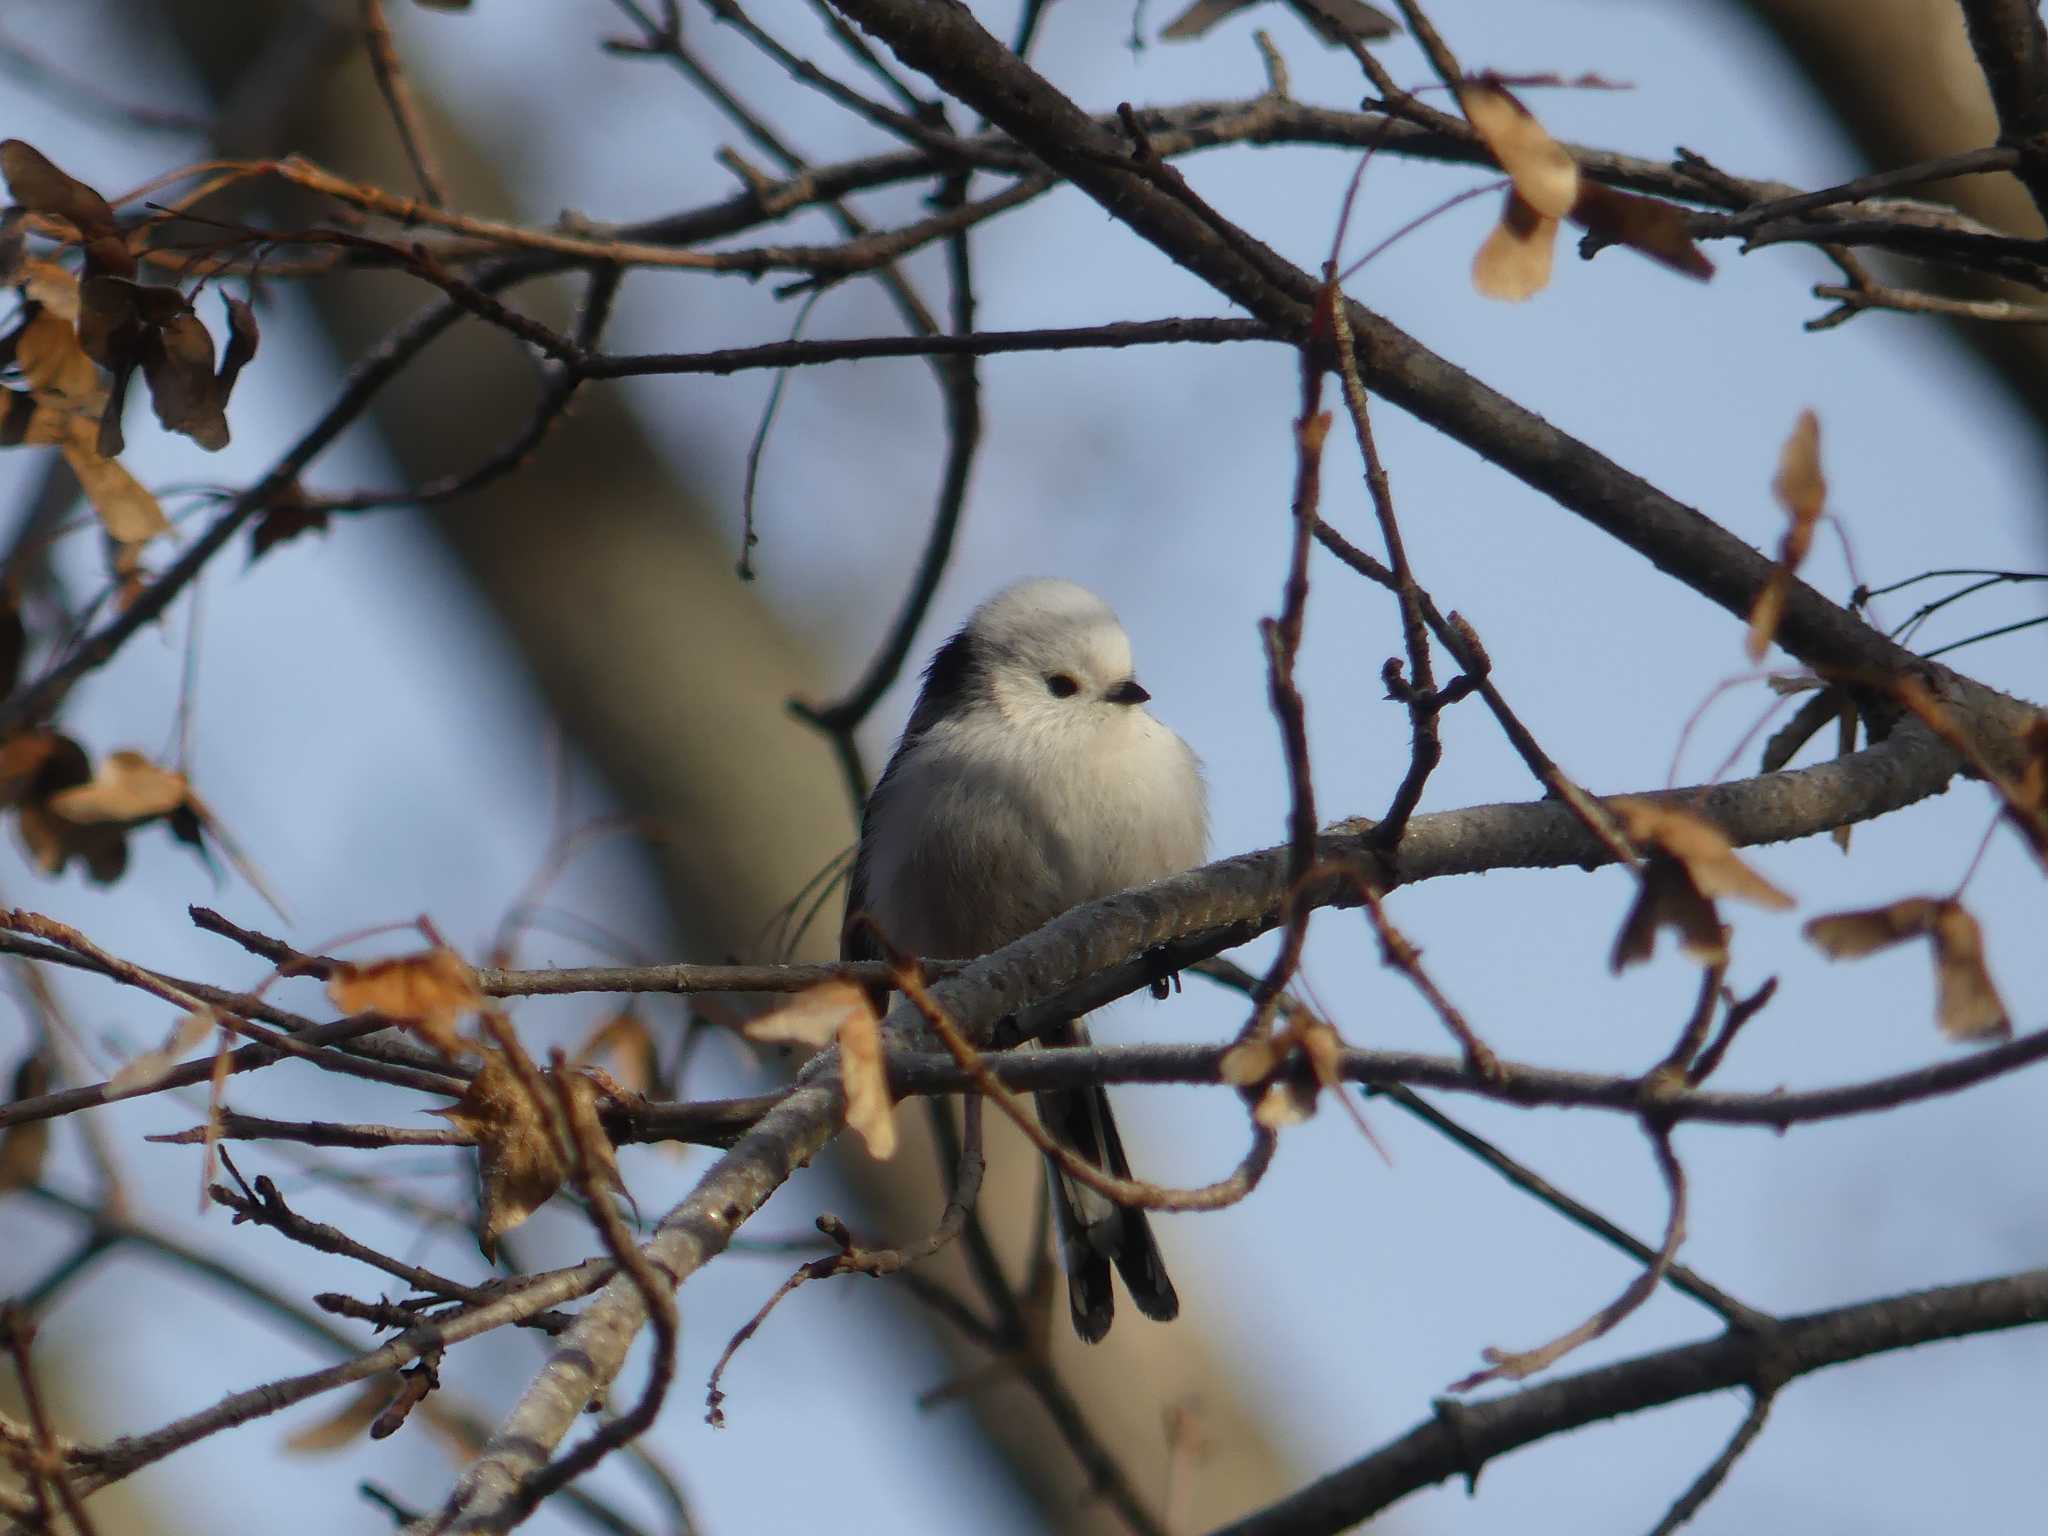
[840,621,983,969]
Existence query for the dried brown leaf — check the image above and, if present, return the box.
[1570,182,1715,281]
[1613,800,1794,909]
[1803,897,1941,958]
[432,1046,567,1258]
[745,978,874,1051]
[837,992,895,1159]
[327,947,481,1057]
[48,748,188,827]
[1159,0,1397,43]
[107,1007,217,1094]
[58,420,167,544]
[1772,408,1826,530]
[13,733,127,882]
[1747,412,1825,660]
[285,1373,403,1453]
[1458,80,1579,217]
[16,309,103,417]
[1610,855,1726,971]
[1,140,117,237]
[1929,903,2009,1042]
[1472,190,1558,302]
[576,1009,657,1095]
[19,259,79,320]
[142,311,228,451]
[248,481,330,563]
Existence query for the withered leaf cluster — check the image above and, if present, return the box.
[1609,799,1792,972]
[327,949,635,1255]
[0,734,258,893]
[0,139,260,557]
[1459,77,1713,301]
[1807,898,2009,1041]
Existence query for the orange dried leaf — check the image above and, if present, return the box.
[1458,79,1578,218]
[1929,903,2009,1042]
[838,994,896,1159]
[744,978,874,1050]
[1747,411,1826,661]
[328,946,481,1056]
[47,749,188,826]
[432,1047,566,1258]
[19,259,80,320]
[58,423,167,544]
[16,310,103,417]
[1772,409,1826,530]
[1472,190,1558,302]
[107,1007,218,1095]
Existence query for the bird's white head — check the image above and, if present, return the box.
[952,578,1152,727]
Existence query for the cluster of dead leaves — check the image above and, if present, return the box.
[1807,898,2008,1041]
[1609,799,1792,972]
[0,733,268,898]
[743,978,896,1158]
[1220,1005,1346,1128]
[326,947,636,1256]
[1607,797,2010,1043]
[1,140,260,577]
[1458,76,1714,301]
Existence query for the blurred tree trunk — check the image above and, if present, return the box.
[134,3,1305,1529]
[1731,0,2048,476]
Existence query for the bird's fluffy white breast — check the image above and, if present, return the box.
[862,703,1206,959]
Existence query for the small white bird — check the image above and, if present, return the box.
[843,578,1209,1341]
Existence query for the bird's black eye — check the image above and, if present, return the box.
[1046,673,1080,698]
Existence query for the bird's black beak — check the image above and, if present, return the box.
[1105,677,1151,705]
